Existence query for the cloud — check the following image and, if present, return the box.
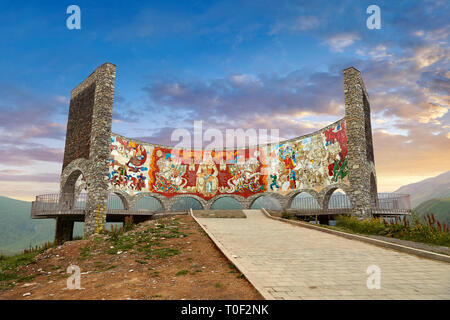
[373,124,450,191]
[411,45,448,69]
[0,84,67,142]
[0,169,24,174]
[294,16,320,31]
[0,172,59,183]
[269,15,320,35]
[142,69,343,135]
[324,33,360,52]
[0,145,63,166]
[418,103,448,124]
[112,95,140,123]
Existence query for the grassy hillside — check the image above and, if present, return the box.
[395,171,450,208]
[413,198,450,224]
[0,196,119,256]
[0,196,85,255]
[0,196,55,255]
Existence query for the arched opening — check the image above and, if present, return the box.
[133,196,164,213]
[290,192,320,211]
[324,188,352,211]
[58,170,86,242]
[62,170,84,193]
[60,170,84,210]
[108,193,128,213]
[74,189,87,210]
[210,197,243,210]
[251,195,282,210]
[171,197,203,211]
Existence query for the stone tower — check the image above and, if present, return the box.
[57,63,116,242]
[343,67,378,217]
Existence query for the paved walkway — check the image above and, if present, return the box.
[196,210,450,300]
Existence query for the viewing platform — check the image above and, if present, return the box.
[31,192,411,222]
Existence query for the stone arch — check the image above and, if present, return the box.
[286,189,321,210]
[320,183,353,211]
[61,170,83,195]
[59,159,89,211]
[129,192,168,212]
[170,195,205,211]
[248,192,285,210]
[60,158,90,194]
[170,196,205,212]
[108,191,130,211]
[206,194,247,210]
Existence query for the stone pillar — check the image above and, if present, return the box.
[55,218,74,245]
[343,67,377,218]
[62,63,116,237]
[84,63,116,236]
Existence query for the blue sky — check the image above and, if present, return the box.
[0,0,448,199]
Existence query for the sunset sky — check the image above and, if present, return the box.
[0,0,448,201]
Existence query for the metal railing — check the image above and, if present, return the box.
[31,193,155,217]
[289,193,411,215]
[31,191,412,218]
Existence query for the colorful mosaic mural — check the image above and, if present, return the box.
[108,120,348,199]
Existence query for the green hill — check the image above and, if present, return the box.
[413,198,450,225]
[0,196,54,255]
[0,195,124,255]
[0,196,84,255]
[395,171,450,208]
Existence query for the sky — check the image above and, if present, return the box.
[0,0,448,200]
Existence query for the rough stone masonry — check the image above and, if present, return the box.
[54,63,377,242]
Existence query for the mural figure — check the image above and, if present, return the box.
[108,136,151,194]
[269,173,279,190]
[219,157,263,194]
[196,152,219,197]
[154,152,188,193]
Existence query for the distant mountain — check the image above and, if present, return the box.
[0,196,54,255]
[0,196,83,255]
[413,198,450,224]
[394,171,450,208]
[0,195,124,256]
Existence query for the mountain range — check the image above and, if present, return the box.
[394,170,450,208]
[0,196,84,256]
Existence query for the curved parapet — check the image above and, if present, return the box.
[107,118,350,204]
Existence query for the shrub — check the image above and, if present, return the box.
[335,213,450,247]
[124,216,135,232]
[281,209,293,220]
[336,215,385,235]
[107,224,123,241]
[23,241,55,255]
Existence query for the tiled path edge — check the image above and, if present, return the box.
[261,208,450,264]
[190,209,271,300]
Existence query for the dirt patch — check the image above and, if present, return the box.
[0,215,262,300]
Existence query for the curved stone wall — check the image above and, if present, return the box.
[107,118,349,201]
